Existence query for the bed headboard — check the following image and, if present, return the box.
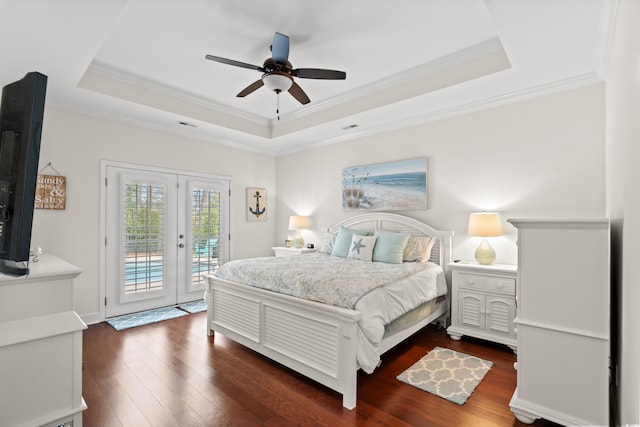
[328,213,453,270]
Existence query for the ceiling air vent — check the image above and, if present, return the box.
[177,120,197,128]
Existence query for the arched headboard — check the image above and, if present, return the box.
[328,212,453,269]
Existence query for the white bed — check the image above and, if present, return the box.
[205,212,453,409]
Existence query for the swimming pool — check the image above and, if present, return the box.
[124,259,215,283]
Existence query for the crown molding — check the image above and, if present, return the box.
[49,99,277,157]
[273,37,505,126]
[275,72,603,156]
[87,60,269,127]
[73,60,603,158]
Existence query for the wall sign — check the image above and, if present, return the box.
[35,174,66,210]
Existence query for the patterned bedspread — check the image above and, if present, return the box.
[217,253,437,307]
[214,253,448,372]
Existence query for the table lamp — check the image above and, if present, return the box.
[288,215,309,248]
[468,212,503,265]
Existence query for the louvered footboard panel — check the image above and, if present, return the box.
[264,304,339,378]
[211,289,261,343]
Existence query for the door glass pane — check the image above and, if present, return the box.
[123,180,166,296]
[191,185,221,286]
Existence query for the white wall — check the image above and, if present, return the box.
[606,0,640,423]
[276,83,606,265]
[31,108,277,323]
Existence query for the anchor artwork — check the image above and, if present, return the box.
[247,187,267,221]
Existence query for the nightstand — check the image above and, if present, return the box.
[447,262,517,352]
[272,246,318,257]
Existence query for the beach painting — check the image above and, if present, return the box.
[342,158,427,211]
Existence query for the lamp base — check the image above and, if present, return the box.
[293,230,305,249]
[474,238,496,265]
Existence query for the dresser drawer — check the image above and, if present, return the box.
[456,272,515,295]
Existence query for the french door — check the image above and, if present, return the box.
[103,162,229,318]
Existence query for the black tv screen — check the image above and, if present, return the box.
[0,72,47,276]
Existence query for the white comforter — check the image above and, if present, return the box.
[214,253,447,373]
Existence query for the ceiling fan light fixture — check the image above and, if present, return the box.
[205,32,344,106]
[263,73,292,93]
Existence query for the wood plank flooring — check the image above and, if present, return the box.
[83,312,561,426]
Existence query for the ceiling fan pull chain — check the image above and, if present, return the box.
[276,91,280,120]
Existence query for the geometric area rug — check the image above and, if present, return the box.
[106,306,188,331]
[396,347,493,405]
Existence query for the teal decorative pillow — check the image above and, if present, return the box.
[347,235,377,261]
[372,231,410,264]
[330,227,372,257]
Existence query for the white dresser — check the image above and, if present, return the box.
[0,254,86,427]
[508,219,609,426]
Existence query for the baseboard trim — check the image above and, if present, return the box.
[80,311,102,326]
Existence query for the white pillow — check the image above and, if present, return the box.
[347,234,377,261]
[331,227,373,257]
[403,235,436,262]
[319,232,337,254]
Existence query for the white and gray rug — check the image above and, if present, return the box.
[397,346,493,405]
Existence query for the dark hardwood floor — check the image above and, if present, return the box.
[83,312,560,426]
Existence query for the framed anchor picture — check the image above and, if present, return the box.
[246,187,267,222]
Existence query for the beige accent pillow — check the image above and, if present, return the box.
[403,235,436,262]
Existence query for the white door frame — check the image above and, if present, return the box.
[99,160,230,321]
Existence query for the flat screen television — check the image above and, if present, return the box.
[0,72,47,276]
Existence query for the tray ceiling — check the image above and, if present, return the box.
[0,0,616,155]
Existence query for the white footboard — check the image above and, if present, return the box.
[206,276,363,409]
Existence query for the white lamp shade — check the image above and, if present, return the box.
[288,215,309,230]
[263,73,293,92]
[468,212,504,237]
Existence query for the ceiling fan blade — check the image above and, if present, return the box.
[288,81,310,105]
[205,54,264,71]
[237,79,264,97]
[293,68,346,80]
[271,32,290,64]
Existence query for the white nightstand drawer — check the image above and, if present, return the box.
[456,272,486,289]
[486,277,515,294]
[454,271,516,295]
[456,272,515,295]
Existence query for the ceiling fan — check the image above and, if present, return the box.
[205,32,346,106]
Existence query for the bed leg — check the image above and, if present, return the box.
[342,364,357,410]
[341,322,358,410]
[342,391,356,410]
[436,312,450,328]
[205,289,213,336]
